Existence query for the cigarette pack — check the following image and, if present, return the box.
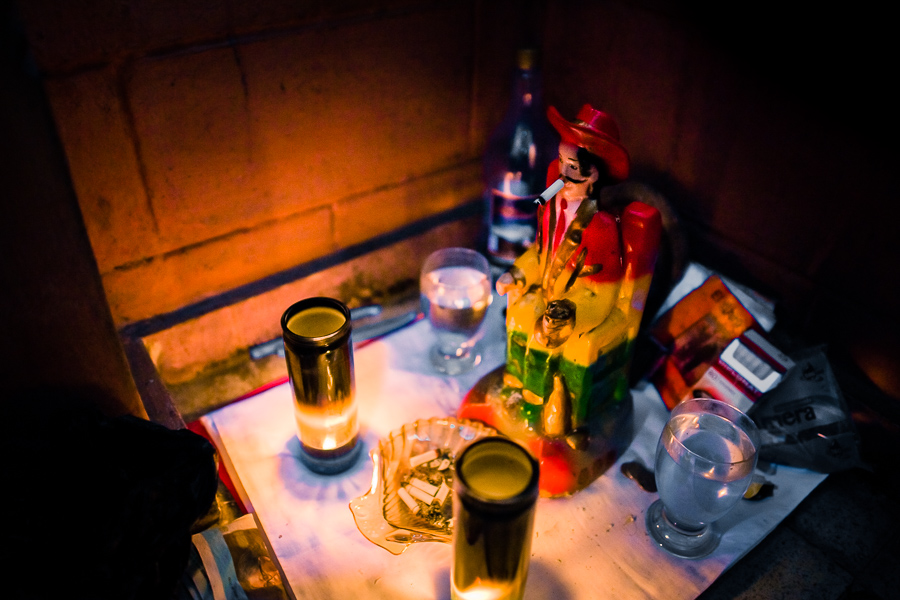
[689,328,795,412]
[649,275,757,409]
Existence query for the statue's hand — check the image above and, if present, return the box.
[496,266,525,297]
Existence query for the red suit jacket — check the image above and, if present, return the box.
[539,163,660,285]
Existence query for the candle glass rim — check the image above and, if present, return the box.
[281,297,352,349]
[454,437,540,515]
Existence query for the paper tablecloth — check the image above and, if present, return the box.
[201,298,826,599]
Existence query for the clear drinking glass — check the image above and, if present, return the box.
[420,248,492,375]
[645,397,759,559]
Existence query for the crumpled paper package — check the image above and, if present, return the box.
[749,346,864,473]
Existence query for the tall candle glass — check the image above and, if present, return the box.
[451,437,540,600]
[281,297,361,475]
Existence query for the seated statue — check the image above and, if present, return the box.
[459,104,662,496]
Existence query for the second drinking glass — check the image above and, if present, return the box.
[645,397,759,559]
[420,248,492,375]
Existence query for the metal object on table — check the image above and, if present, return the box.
[250,305,420,361]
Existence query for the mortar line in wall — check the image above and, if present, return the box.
[341,157,483,202]
[109,158,482,274]
[467,0,484,157]
[114,59,160,235]
[109,224,261,272]
[118,199,482,339]
[135,3,443,64]
[32,4,457,79]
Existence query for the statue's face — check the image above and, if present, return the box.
[558,141,598,199]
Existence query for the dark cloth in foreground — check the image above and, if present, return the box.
[3,389,218,600]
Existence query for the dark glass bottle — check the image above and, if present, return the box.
[483,48,557,267]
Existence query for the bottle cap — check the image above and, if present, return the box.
[517,48,537,70]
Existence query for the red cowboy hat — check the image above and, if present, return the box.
[547,104,630,181]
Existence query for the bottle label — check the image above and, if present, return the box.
[488,190,539,264]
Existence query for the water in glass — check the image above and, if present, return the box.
[655,411,756,529]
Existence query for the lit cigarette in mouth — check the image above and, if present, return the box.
[534,178,564,205]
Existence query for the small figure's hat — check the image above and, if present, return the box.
[547,104,630,181]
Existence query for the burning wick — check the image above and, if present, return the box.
[534,178,564,205]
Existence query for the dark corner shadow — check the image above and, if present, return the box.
[276,427,383,503]
[626,163,784,301]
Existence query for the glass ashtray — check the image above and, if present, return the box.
[349,416,498,554]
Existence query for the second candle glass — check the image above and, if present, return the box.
[451,437,540,600]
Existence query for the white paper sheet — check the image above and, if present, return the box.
[202,297,826,600]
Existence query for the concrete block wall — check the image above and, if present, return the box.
[15,1,899,399]
[16,0,531,390]
[22,1,522,327]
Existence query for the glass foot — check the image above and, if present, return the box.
[430,345,480,376]
[645,499,721,559]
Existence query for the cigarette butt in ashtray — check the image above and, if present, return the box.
[535,179,564,205]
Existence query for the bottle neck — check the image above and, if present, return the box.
[511,67,542,110]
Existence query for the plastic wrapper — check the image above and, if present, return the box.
[749,346,864,473]
[182,514,288,600]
